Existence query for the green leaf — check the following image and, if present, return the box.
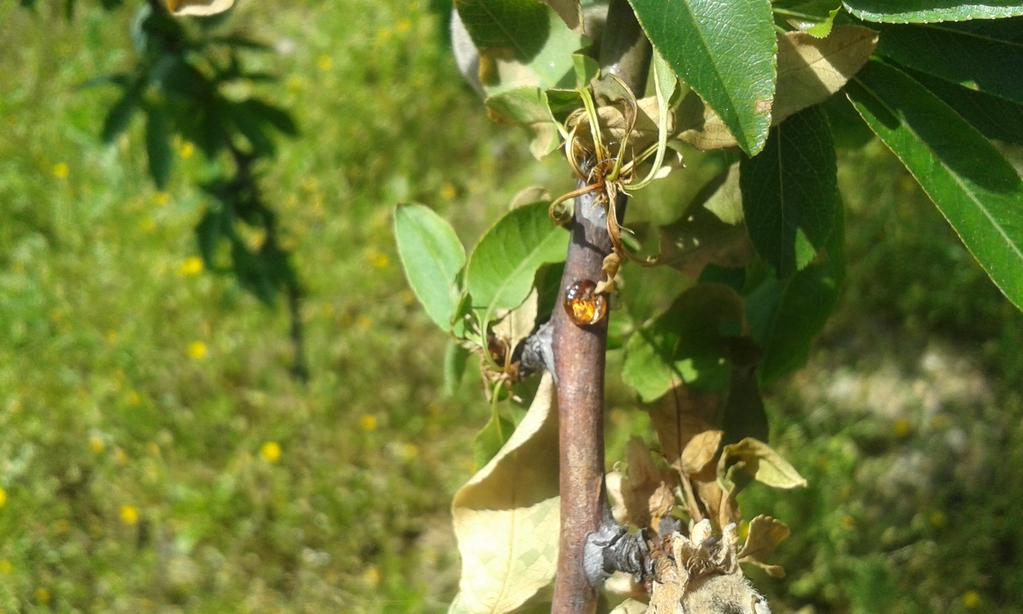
[466,201,568,325]
[101,82,142,144]
[674,26,878,151]
[545,0,581,30]
[847,61,1023,311]
[740,105,837,277]
[394,204,467,331]
[750,201,845,384]
[455,0,550,54]
[906,68,1023,147]
[843,0,1023,23]
[630,49,677,190]
[237,99,298,137]
[718,437,807,490]
[872,19,1023,104]
[484,87,561,159]
[775,0,842,38]
[444,340,470,396]
[473,406,516,468]
[144,108,172,189]
[622,284,744,402]
[451,374,559,614]
[459,1,586,95]
[721,365,769,446]
[628,0,777,155]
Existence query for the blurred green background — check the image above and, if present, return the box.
[2,1,1023,612]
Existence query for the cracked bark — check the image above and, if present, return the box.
[550,1,651,611]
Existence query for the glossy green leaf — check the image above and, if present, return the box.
[872,19,1023,104]
[627,0,777,155]
[740,105,837,277]
[674,26,877,151]
[774,0,842,38]
[847,61,1023,311]
[394,204,467,331]
[906,68,1023,147]
[843,0,1023,23]
[749,202,845,384]
[622,284,744,402]
[144,109,172,189]
[466,201,568,324]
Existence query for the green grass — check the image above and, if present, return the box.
[1,2,1023,613]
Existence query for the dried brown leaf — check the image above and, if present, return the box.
[718,438,808,491]
[738,515,790,578]
[166,0,234,16]
[621,438,674,529]
[680,430,723,476]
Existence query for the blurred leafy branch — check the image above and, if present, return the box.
[22,0,307,377]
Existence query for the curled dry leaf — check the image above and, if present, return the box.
[492,287,539,362]
[569,96,671,155]
[718,437,808,491]
[620,438,675,530]
[675,26,878,150]
[450,374,559,614]
[738,515,791,578]
[166,0,235,16]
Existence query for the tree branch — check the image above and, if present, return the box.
[551,2,651,611]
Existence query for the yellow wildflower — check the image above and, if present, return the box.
[178,256,204,277]
[0,487,6,508]
[0,560,11,575]
[362,565,380,588]
[892,418,912,439]
[260,441,282,464]
[119,505,139,526]
[178,141,195,160]
[439,182,457,201]
[89,436,105,455]
[369,252,390,270]
[317,54,333,72]
[187,341,208,361]
[962,591,981,609]
[359,415,378,432]
[154,192,171,207]
[52,162,69,179]
[396,18,412,34]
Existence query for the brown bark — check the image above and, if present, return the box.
[550,2,651,611]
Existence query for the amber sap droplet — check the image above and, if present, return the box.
[563,279,608,326]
